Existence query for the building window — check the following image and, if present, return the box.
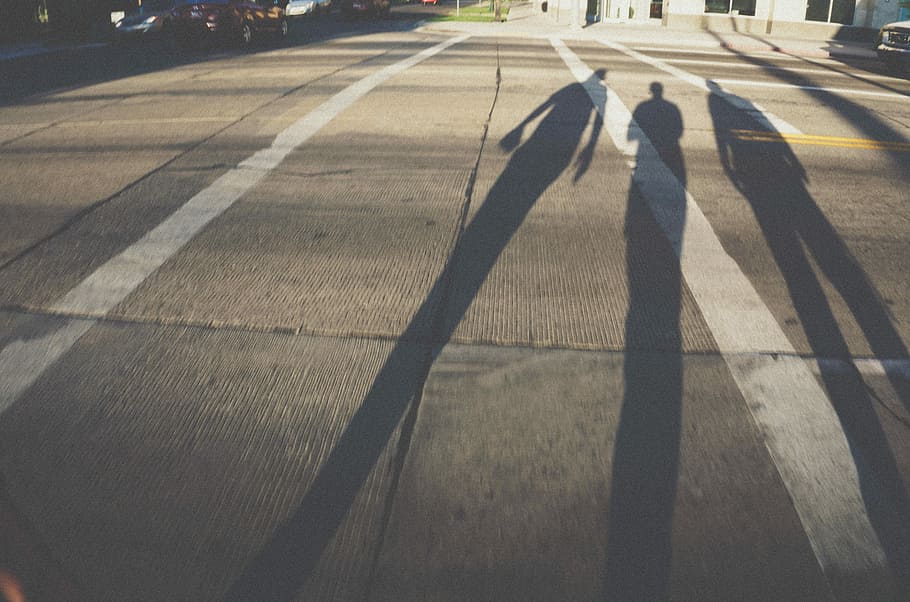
[704,0,755,16]
[805,0,855,24]
[650,0,662,18]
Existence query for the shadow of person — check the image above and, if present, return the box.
[707,80,910,593]
[631,82,685,184]
[446,68,606,329]
[603,82,686,601]
[225,69,607,601]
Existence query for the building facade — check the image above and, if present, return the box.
[576,0,910,38]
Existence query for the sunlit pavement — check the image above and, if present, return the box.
[1,6,909,600]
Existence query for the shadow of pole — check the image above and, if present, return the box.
[224,70,606,601]
[707,79,910,592]
[734,29,910,97]
[603,82,686,601]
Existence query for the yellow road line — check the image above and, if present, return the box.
[729,129,910,152]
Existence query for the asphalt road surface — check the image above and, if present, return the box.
[1,7,910,601]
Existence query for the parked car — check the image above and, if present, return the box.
[339,0,389,18]
[876,19,910,71]
[286,0,330,17]
[113,0,177,40]
[172,0,288,47]
[286,0,317,17]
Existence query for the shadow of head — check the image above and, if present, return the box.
[500,69,607,154]
[650,80,663,98]
[634,81,683,148]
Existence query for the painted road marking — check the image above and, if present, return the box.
[0,318,96,414]
[596,38,802,135]
[55,117,239,128]
[0,42,107,62]
[729,129,910,152]
[4,119,230,131]
[628,46,811,60]
[663,58,909,83]
[663,58,832,74]
[552,36,890,587]
[0,34,470,415]
[814,358,910,380]
[711,78,910,101]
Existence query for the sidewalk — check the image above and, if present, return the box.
[421,1,881,61]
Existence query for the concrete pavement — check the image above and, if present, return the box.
[1,13,909,602]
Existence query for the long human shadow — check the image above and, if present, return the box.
[722,22,910,94]
[706,31,910,185]
[224,69,607,600]
[602,82,686,601]
[708,80,910,592]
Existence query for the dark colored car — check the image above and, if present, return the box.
[877,19,910,71]
[339,0,389,19]
[113,0,177,40]
[172,0,288,47]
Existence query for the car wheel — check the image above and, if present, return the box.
[239,21,253,46]
[278,18,288,39]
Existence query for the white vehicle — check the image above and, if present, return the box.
[286,0,331,17]
[877,19,910,71]
[113,0,176,39]
[286,0,317,17]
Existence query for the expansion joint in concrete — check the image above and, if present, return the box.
[364,40,504,598]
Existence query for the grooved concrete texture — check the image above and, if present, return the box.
[0,317,422,601]
[3,26,910,602]
[445,40,717,351]
[0,36,408,298]
[109,41,499,338]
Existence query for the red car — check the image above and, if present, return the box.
[172,0,288,47]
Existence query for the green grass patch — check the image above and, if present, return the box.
[428,2,510,21]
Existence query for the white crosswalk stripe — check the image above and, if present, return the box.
[551,35,892,588]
